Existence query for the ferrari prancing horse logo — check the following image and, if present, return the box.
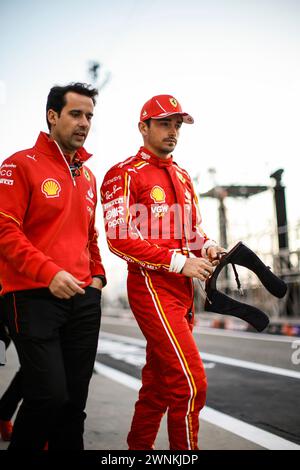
[84,168,91,181]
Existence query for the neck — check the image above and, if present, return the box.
[50,134,76,162]
[143,144,172,160]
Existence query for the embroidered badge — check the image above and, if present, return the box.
[41,179,61,198]
[150,185,166,204]
[84,168,91,181]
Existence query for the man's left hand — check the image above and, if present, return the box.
[207,246,227,266]
[90,277,103,291]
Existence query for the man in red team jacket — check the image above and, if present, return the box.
[0,83,106,449]
[101,95,224,450]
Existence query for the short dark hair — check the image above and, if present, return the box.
[143,118,152,127]
[46,82,98,130]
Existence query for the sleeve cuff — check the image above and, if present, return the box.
[92,275,107,288]
[169,252,187,274]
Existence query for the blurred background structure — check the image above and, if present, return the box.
[196,168,300,325]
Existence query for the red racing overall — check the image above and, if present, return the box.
[101,146,212,450]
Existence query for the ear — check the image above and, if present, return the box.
[47,109,58,128]
[138,121,149,137]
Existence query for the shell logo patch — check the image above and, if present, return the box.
[170,98,177,108]
[84,168,91,181]
[41,179,61,198]
[150,185,166,204]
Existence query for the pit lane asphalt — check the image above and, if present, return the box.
[0,341,263,450]
[99,316,300,446]
[1,314,298,450]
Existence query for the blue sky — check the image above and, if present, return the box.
[1,0,299,296]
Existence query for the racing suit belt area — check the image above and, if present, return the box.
[127,269,207,450]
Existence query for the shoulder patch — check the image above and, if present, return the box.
[134,160,149,170]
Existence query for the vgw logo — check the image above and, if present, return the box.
[291,340,300,365]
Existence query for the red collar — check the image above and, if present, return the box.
[137,146,173,168]
[34,132,93,163]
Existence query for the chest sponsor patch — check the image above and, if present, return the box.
[104,185,122,200]
[41,178,61,198]
[103,175,121,186]
[106,206,124,221]
[151,204,169,218]
[0,178,14,186]
[150,185,166,204]
[103,197,124,210]
[0,163,16,184]
[0,169,13,177]
[0,163,17,169]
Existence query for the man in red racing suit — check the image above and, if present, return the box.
[101,94,224,450]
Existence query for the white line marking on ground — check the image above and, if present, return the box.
[99,337,216,370]
[100,331,145,346]
[200,407,300,451]
[94,362,140,391]
[94,362,300,451]
[101,316,297,343]
[194,326,298,343]
[99,331,300,379]
[200,352,300,379]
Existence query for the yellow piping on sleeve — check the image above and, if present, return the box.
[107,239,170,269]
[0,211,21,227]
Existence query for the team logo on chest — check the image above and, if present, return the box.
[150,186,169,218]
[84,168,91,181]
[41,179,61,198]
[150,186,166,204]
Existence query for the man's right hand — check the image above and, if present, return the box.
[49,271,85,299]
[181,258,214,281]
